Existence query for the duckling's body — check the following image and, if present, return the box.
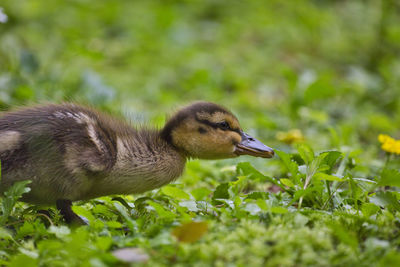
[0,104,185,204]
[0,102,273,208]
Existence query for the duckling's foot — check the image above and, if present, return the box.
[56,199,88,225]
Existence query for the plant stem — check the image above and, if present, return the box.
[325,180,333,209]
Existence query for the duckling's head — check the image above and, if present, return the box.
[161,102,274,159]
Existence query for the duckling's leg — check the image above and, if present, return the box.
[56,199,88,225]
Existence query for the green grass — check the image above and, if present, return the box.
[1,0,400,266]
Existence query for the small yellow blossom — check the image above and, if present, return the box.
[276,129,305,144]
[378,134,400,154]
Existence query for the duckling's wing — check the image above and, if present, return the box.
[0,105,119,203]
[0,105,118,175]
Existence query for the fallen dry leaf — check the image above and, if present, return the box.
[112,247,149,263]
[172,221,208,243]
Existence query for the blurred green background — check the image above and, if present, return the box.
[2,1,400,266]
[1,0,400,175]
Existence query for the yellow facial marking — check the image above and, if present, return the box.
[171,116,242,159]
[196,111,241,130]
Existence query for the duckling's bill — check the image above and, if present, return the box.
[235,132,274,158]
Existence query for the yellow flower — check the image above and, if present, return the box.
[276,129,305,144]
[378,134,391,143]
[378,134,400,154]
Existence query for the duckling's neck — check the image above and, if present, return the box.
[89,129,186,198]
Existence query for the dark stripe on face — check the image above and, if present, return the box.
[195,116,241,135]
[160,101,238,144]
[198,127,207,134]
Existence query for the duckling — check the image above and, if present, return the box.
[0,101,274,223]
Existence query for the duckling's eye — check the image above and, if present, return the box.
[217,121,230,130]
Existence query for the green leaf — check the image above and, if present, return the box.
[370,191,400,211]
[348,175,362,211]
[276,150,299,181]
[95,236,113,251]
[212,183,230,201]
[256,200,288,213]
[48,226,71,238]
[9,254,38,267]
[270,207,288,214]
[296,143,314,164]
[3,180,31,198]
[314,173,344,181]
[179,200,199,212]
[361,203,380,217]
[147,200,176,220]
[230,175,249,195]
[290,187,316,205]
[256,199,269,210]
[106,221,123,229]
[280,178,295,188]
[378,169,400,187]
[233,196,242,207]
[161,185,191,200]
[1,180,31,223]
[308,153,328,175]
[320,151,342,172]
[0,227,13,240]
[113,203,136,230]
[71,205,96,224]
[246,192,269,200]
[111,197,132,210]
[191,187,212,201]
[244,203,261,215]
[16,221,35,238]
[236,162,277,184]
